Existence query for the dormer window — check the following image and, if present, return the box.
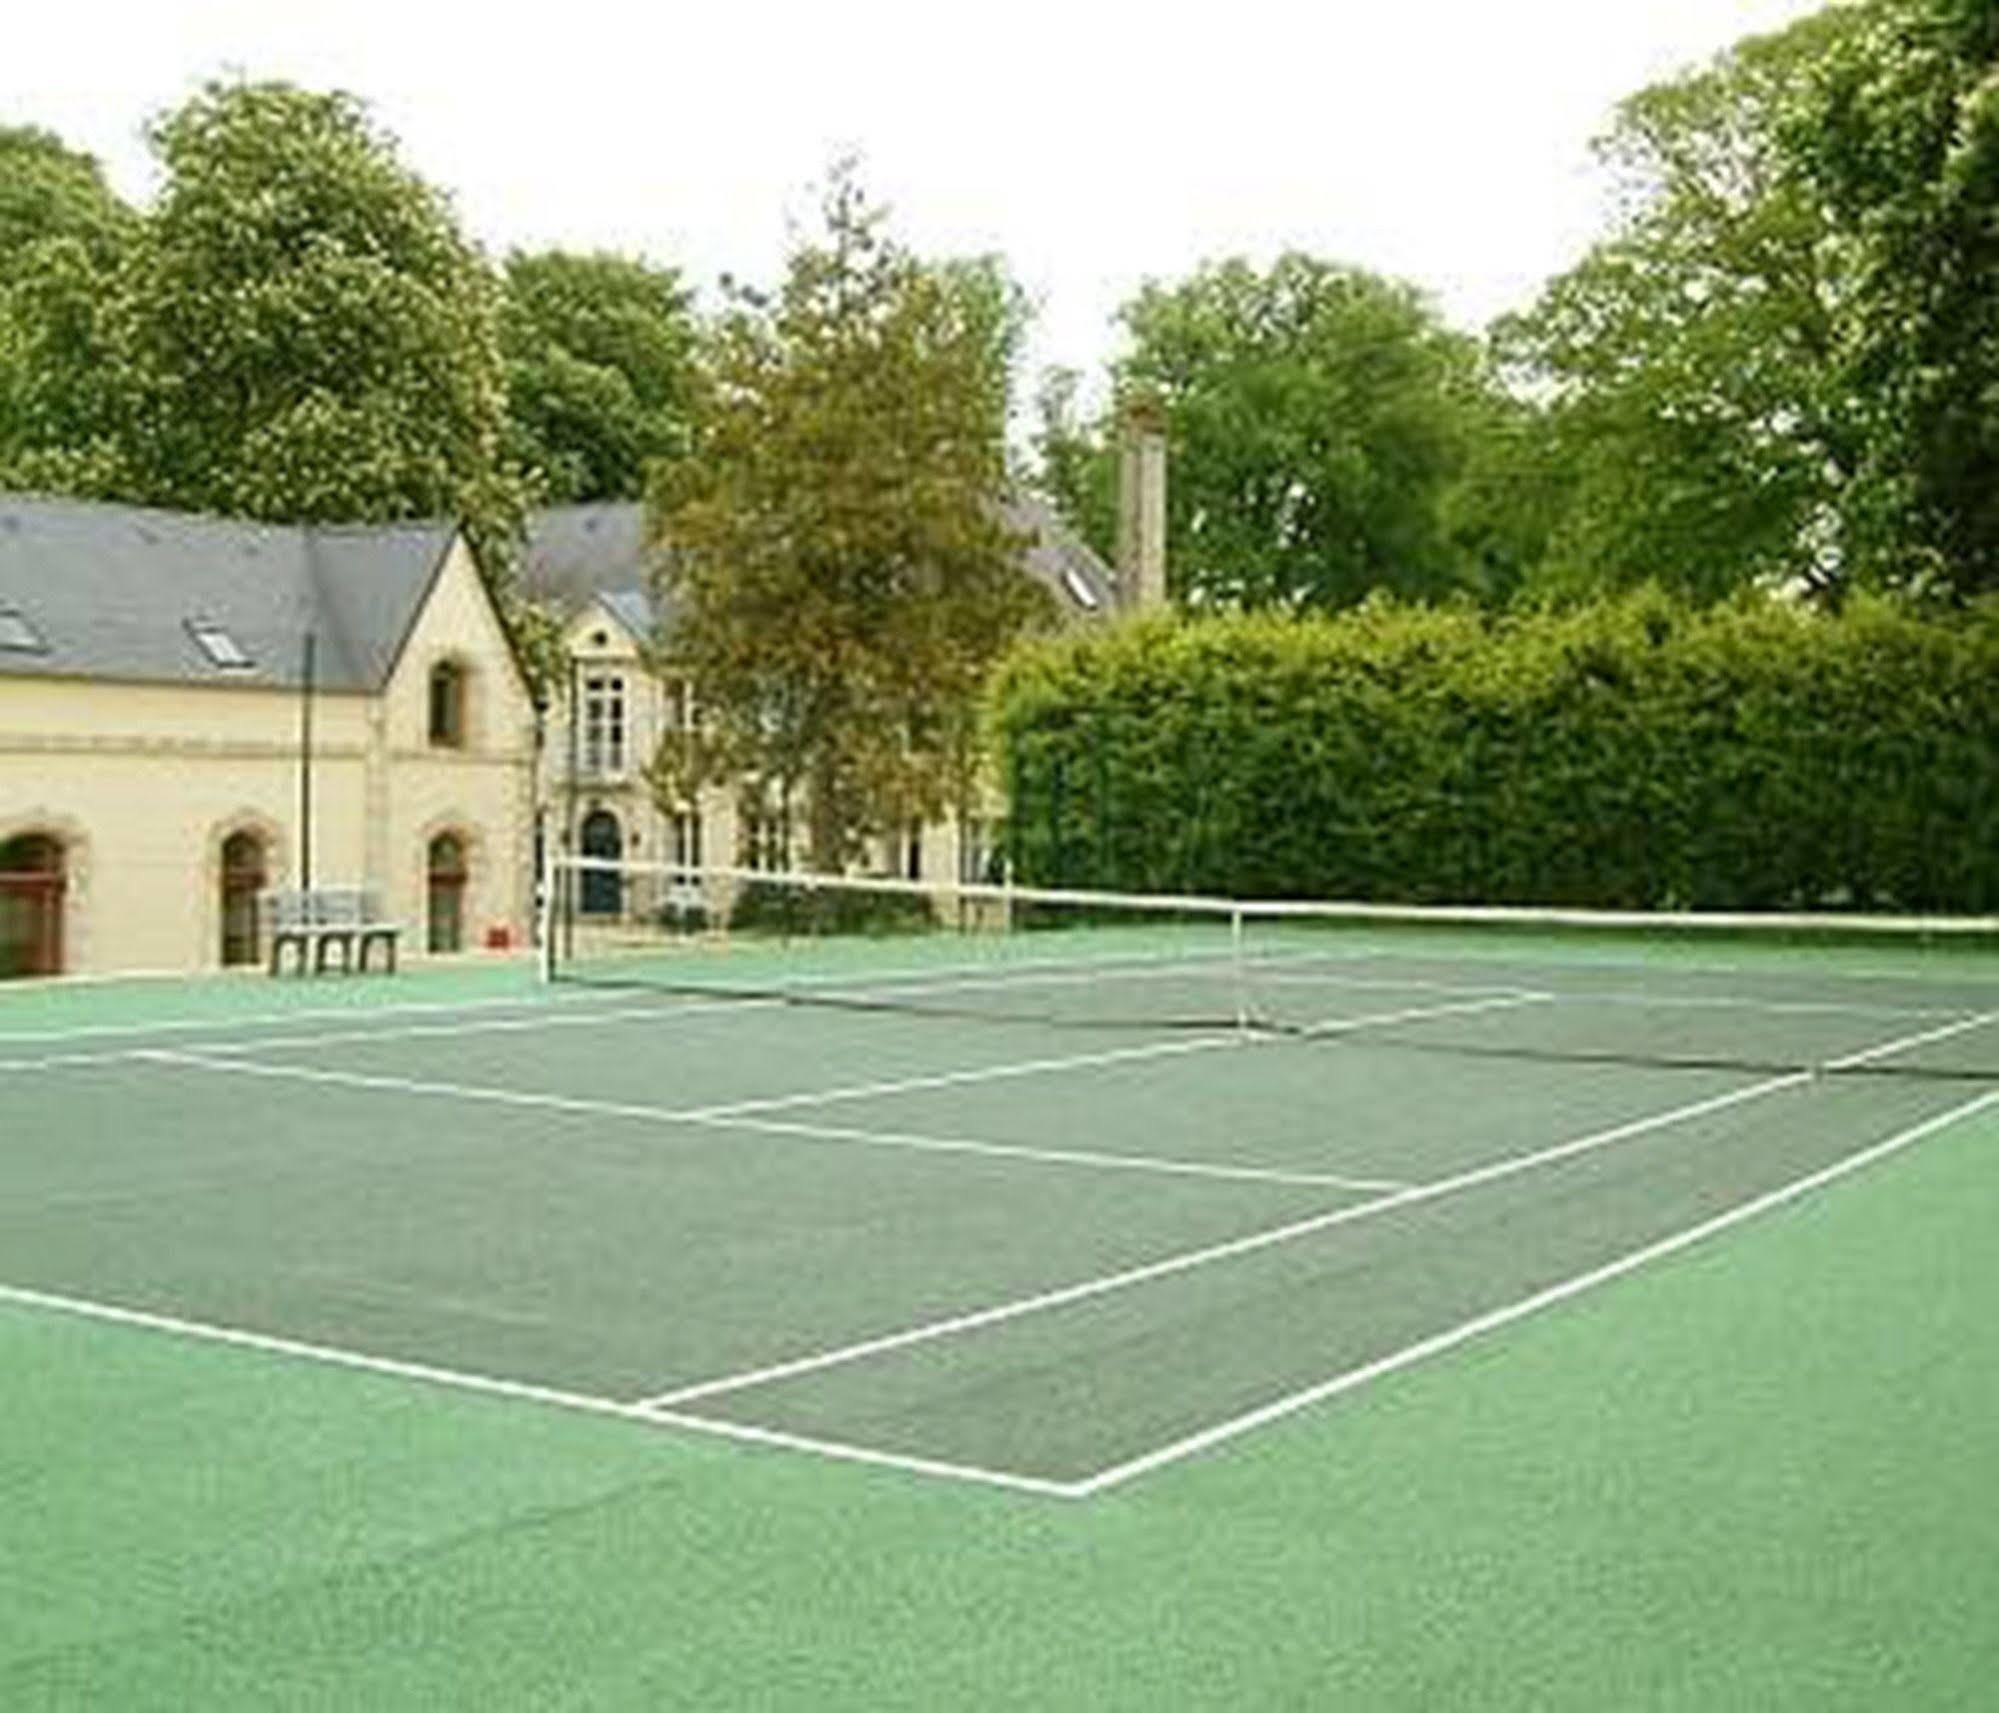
[429,660,467,748]
[0,605,47,653]
[187,618,253,670]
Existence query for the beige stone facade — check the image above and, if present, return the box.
[0,527,536,977]
[544,593,997,925]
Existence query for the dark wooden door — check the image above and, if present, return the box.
[0,835,64,978]
[220,832,266,967]
[428,834,467,953]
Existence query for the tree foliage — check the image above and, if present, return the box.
[1038,254,1511,611]
[0,129,138,495]
[1782,0,1999,593]
[1,81,523,565]
[1031,366,1118,564]
[1495,9,1865,602]
[0,126,133,285]
[649,169,1049,868]
[1495,2,1999,604]
[129,82,520,546]
[501,248,700,505]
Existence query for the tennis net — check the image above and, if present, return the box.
[543,857,1999,1081]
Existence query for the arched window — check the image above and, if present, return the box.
[0,834,65,979]
[578,810,624,916]
[219,831,267,967]
[427,833,469,953]
[428,661,468,749]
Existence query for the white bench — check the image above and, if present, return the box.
[263,888,402,976]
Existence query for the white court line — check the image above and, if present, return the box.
[1254,970,1969,1020]
[673,993,1550,1122]
[1071,1083,1999,1495]
[0,997,703,1073]
[14,1016,1993,1502]
[180,947,1271,1059]
[0,943,1270,1072]
[633,1071,1803,1409]
[634,1006,1989,1410]
[0,1281,1075,1500]
[1834,1007,1999,1066]
[0,985,616,1048]
[702,1113,1409,1193]
[141,991,1548,1131]
[1304,940,1999,992]
[136,1049,1404,1192]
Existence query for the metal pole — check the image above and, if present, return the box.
[564,655,581,963]
[299,629,316,891]
[1231,905,1250,1038]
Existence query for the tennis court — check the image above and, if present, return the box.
[9,880,1999,1498]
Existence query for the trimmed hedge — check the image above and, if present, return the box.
[989,593,1999,913]
[726,877,936,937]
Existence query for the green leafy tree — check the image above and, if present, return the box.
[501,248,700,505]
[649,168,1048,869]
[0,127,133,284]
[2,83,524,567]
[0,129,137,492]
[1784,0,1999,593]
[1041,254,1503,611]
[121,81,522,552]
[1495,8,1871,602]
[1031,365,1118,563]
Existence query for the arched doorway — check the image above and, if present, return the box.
[578,809,623,916]
[0,834,65,978]
[219,831,267,967]
[427,833,468,954]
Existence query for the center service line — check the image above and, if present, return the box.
[633,1069,1804,1410]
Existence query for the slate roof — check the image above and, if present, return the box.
[520,503,654,613]
[521,495,1116,639]
[598,588,657,640]
[0,495,459,692]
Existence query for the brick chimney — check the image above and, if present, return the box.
[1115,397,1168,612]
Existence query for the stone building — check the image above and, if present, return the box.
[0,497,537,977]
[521,492,1125,918]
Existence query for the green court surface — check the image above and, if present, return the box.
[4,934,1998,1707]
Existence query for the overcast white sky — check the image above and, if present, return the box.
[7,1,1826,393]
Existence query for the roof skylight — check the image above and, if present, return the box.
[0,605,48,653]
[1061,566,1102,611]
[187,618,254,670]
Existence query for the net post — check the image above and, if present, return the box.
[1231,905,1250,1037]
[536,843,556,984]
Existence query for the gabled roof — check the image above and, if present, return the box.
[0,495,459,692]
[521,494,1115,639]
